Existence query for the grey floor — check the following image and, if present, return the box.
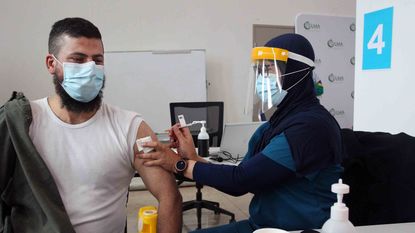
[126,185,253,233]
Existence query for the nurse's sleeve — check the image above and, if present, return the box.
[193,133,295,196]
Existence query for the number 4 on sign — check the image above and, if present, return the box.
[367,24,385,55]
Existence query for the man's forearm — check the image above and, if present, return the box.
[157,191,182,233]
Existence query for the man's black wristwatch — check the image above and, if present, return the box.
[175,159,188,174]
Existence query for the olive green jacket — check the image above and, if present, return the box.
[0,92,75,233]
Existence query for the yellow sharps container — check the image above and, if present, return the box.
[137,206,158,233]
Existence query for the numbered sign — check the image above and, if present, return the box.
[362,7,393,70]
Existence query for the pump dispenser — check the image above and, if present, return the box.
[321,179,356,233]
[197,121,209,157]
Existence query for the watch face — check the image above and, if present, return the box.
[176,160,187,172]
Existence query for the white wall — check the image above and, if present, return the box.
[354,0,415,136]
[0,0,355,123]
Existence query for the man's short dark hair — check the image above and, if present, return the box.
[48,17,102,56]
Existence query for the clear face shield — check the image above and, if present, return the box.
[245,47,315,121]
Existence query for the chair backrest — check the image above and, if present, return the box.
[341,128,415,226]
[169,102,224,147]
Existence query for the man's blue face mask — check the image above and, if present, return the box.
[53,55,104,103]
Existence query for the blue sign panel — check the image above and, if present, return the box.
[362,7,393,70]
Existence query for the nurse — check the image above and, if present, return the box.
[138,33,343,232]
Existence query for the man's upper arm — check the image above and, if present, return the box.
[133,121,178,199]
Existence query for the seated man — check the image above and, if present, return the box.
[0,17,181,233]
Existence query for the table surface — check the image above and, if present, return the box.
[205,147,240,165]
[290,222,415,233]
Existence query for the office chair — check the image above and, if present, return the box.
[169,101,235,229]
[340,129,415,226]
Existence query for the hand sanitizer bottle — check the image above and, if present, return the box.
[197,121,209,157]
[321,179,356,233]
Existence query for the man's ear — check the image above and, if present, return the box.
[46,54,56,74]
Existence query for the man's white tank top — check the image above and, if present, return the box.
[29,98,142,233]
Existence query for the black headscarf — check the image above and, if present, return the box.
[253,34,342,175]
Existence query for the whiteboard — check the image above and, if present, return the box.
[104,50,207,133]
